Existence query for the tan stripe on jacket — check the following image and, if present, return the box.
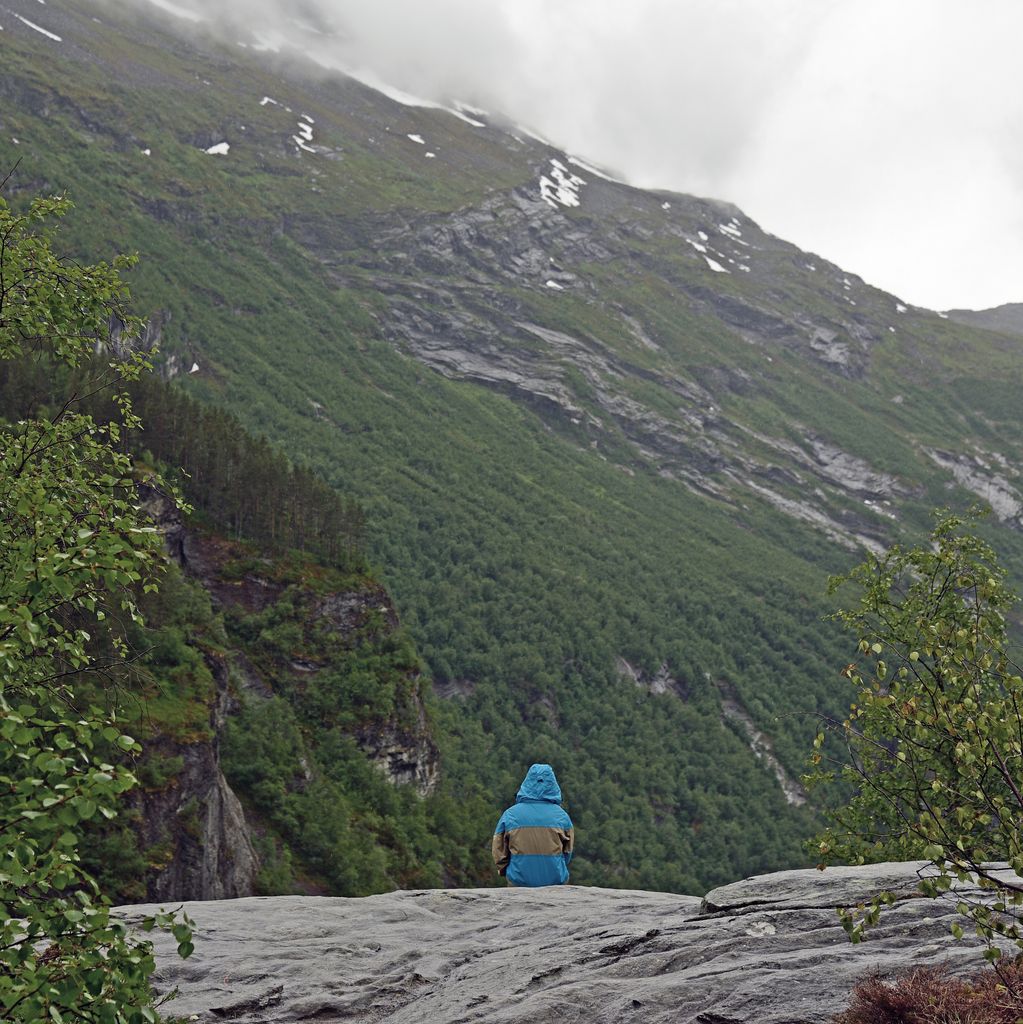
[507,825,571,856]
[493,825,574,860]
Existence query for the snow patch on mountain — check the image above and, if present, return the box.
[449,104,485,128]
[327,67,487,129]
[14,13,61,39]
[291,116,316,152]
[513,123,555,148]
[539,159,586,210]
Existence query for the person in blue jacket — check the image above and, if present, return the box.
[491,763,574,886]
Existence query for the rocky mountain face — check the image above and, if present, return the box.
[4,0,1020,558]
[119,862,1004,1023]
[128,487,438,900]
[178,526,439,798]
[132,694,259,903]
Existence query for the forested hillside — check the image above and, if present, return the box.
[0,338,483,899]
[2,0,1022,894]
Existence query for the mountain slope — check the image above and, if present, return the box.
[0,348,450,901]
[948,303,1023,339]
[3,0,1023,891]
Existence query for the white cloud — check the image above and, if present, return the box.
[723,1,1023,308]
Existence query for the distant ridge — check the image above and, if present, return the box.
[947,302,1023,338]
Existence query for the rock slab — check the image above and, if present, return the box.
[120,862,998,1023]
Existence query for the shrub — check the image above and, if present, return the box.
[0,189,192,1021]
[836,961,1023,1024]
[808,510,1023,954]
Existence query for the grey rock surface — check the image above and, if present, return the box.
[121,862,1000,1023]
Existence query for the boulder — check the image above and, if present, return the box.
[118,861,1006,1023]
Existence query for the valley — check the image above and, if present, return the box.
[2,0,1022,895]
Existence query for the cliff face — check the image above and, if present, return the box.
[120,861,1006,1024]
[311,590,439,795]
[178,528,440,797]
[353,706,439,796]
[131,487,438,900]
[130,658,259,902]
[129,485,259,901]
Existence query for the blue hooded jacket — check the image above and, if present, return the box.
[491,764,574,887]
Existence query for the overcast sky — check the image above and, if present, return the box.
[147,0,1023,310]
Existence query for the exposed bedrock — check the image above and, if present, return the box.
[122,861,1007,1023]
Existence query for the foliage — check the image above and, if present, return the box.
[0,358,367,572]
[219,570,493,894]
[835,962,1023,1024]
[0,293,480,900]
[809,510,1023,957]
[119,375,366,570]
[0,23,889,891]
[0,191,191,1021]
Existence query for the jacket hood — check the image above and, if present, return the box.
[516,763,562,803]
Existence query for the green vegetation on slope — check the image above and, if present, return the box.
[0,338,487,899]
